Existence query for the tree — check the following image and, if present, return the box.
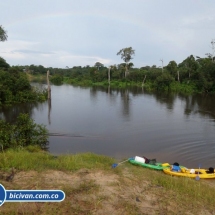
[117,47,135,77]
[166,60,177,77]
[160,59,164,72]
[205,39,215,62]
[0,25,8,42]
[0,68,47,105]
[210,39,215,63]
[140,66,150,70]
[108,67,111,85]
[0,57,10,69]
[128,62,134,69]
[187,55,198,78]
[94,62,104,70]
[0,113,48,149]
[155,73,174,91]
[118,62,134,72]
[109,64,119,80]
[196,57,211,68]
[180,55,198,79]
[89,67,97,81]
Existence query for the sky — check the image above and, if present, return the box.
[0,0,215,69]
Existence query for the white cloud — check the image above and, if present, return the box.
[58,52,111,66]
[1,0,215,68]
[0,41,112,67]
[0,40,40,60]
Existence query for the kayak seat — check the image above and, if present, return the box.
[206,167,214,174]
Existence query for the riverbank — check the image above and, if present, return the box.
[0,149,215,215]
[27,73,201,94]
[63,78,198,94]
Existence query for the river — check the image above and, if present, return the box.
[1,84,215,168]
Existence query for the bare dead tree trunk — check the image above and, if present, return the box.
[160,59,163,72]
[47,70,51,100]
[142,75,147,87]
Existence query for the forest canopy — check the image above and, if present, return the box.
[13,51,215,94]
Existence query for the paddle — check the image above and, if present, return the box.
[112,158,132,168]
[195,164,201,181]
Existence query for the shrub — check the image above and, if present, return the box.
[0,113,48,150]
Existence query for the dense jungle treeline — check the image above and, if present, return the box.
[0,59,49,150]
[13,54,215,94]
[0,26,48,151]
[0,57,48,106]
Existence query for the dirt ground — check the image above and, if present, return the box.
[0,168,214,215]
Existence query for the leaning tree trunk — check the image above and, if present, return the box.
[142,75,147,87]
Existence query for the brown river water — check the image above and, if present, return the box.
[1,84,215,169]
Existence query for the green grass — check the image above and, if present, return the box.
[27,73,47,83]
[0,147,115,172]
[170,82,196,93]
[0,149,215,214]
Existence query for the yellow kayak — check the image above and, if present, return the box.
[163,167,215,179]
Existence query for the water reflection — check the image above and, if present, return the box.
[153,92,176,111]
[176,94,215,120]
[120,89,130,117]
[91,86,131,117]
[0,102,44,123]
[1,85,215,125]
[48,99,51,125]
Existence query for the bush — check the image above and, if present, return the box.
[0,113,48,150]
[50,74,63,85]
[0,69,47,106]
[155,73,175,91]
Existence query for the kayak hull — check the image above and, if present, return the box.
[129,159,169,170]
[163,168,215,179]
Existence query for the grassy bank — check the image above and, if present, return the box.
[28,74,201,94]
[0,146,114,172]
[26,73,47,83]
[0,148,215,214]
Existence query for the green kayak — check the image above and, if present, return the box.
[129,159,170,170]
